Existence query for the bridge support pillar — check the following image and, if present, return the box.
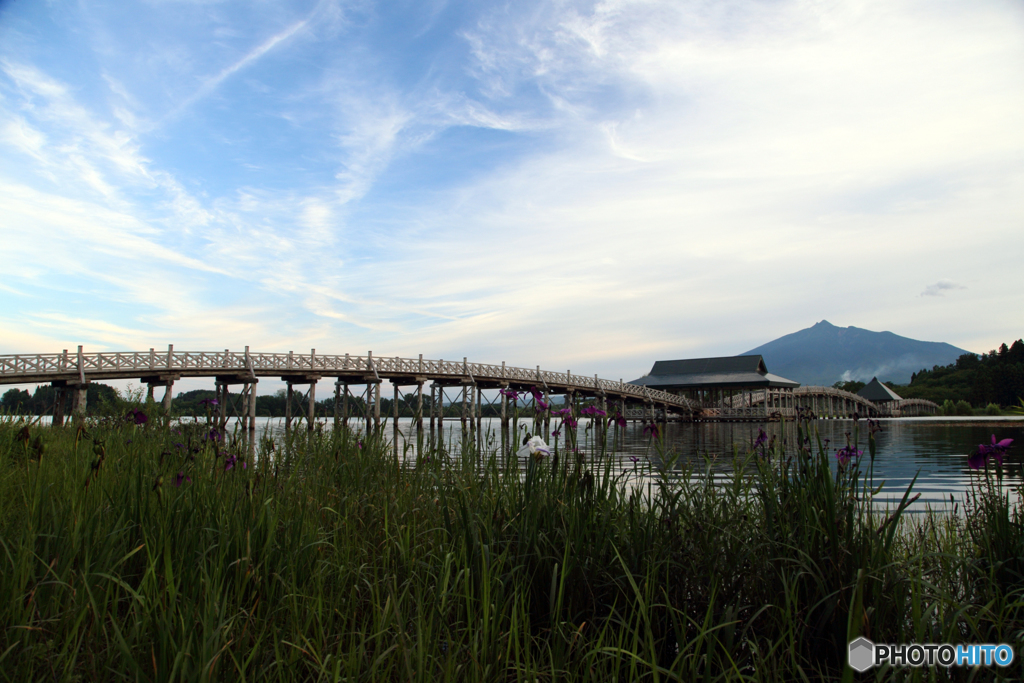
[429,383,436,447]
[162,382,174,416]
[394,384,400,456]
[333,381,341,431]
[374,382,381,431]
[342,382,349,428]
[416,381,424,449]
[69,382,88,418]
[246,380,257,453]
[436,384,444,448]
[215,381,228,435]
[307,380,317,432]
[51,382,67,427]
[476,385,483,455]
[285,383,293,433]
[500,385,508,460]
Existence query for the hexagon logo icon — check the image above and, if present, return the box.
[848,637,875,672]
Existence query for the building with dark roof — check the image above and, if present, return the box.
[856,377,902,403]
[629,355,800,419]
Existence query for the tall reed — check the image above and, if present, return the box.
[0,411,1019,681]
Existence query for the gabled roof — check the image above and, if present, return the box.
[857,377,902,402]
[650,356,768,376]
[629,355,800,389]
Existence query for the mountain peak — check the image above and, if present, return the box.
[741,322,970,386]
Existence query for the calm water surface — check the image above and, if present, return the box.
[247,415,1023,513]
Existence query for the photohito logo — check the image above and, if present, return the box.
[848,637,1015,671]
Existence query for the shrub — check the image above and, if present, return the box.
[955,399,973,415]
[986,403,1002,415]
[941,399,956,415]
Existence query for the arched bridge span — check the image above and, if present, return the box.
[718,385,938,419]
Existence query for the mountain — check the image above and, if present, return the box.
[741,320,972,387]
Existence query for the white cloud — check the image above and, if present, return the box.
[920,280,967,297]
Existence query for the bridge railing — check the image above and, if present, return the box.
[0,349,696,411]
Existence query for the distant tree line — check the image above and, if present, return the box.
[832,338,1024,408]
[1,383,121,416]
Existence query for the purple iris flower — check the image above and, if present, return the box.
[564,416,578,429]
[836,446,863,465]
[551,429,561,437]
[537,399,550,411]
[199,398,219,407]
[581,406,607,417]
[499,388,520,401]
[530,387,544,402]
[970,435,1013,469]
[967,451,988,470]
[629,456,639,463]
[127,409,148,425]
[612,413,627,429]
[754,428,768,448]
[556,408,573,416]
[174,471,191,487]
[205,429,223,442]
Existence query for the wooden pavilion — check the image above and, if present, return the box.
[628,355,800,420]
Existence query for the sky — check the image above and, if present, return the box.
[1,0,1022,393]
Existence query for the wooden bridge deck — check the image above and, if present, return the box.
[0,346,698,412]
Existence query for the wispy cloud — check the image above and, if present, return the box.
[921,280,967,297]
[163,17,311,122]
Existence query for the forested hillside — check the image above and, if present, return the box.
[890,339,1024,407]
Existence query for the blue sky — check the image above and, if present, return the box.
[1,0,1023,391]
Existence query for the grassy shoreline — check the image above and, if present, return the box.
[1,414,1020,681]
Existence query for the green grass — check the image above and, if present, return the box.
[0,413,1020,682]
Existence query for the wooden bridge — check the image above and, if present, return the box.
[1,346,939,445]
[707,385,939,419]
[0,346,702,451]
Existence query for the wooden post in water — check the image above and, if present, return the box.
[393,383,400,456]
[218,382,228,435]
[429,383,436,446]
[477,385,484,454]
[460,382,468,443]
[374,382,381,430]
[500,385,508,460]
[437,385,444,447]
[248,380,257,452]
[333,381,341,431]
[306,381,316,432]
[162,381,174,416]
[416,381,424,451]
[52,384,65,427]
[364,385,372,436]
[285,383,293,433]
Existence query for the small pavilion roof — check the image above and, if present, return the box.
[857,377,902,402]
[629,355,800,390]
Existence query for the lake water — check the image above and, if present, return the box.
[17,413,1020,513]
[245,415,1023,513]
